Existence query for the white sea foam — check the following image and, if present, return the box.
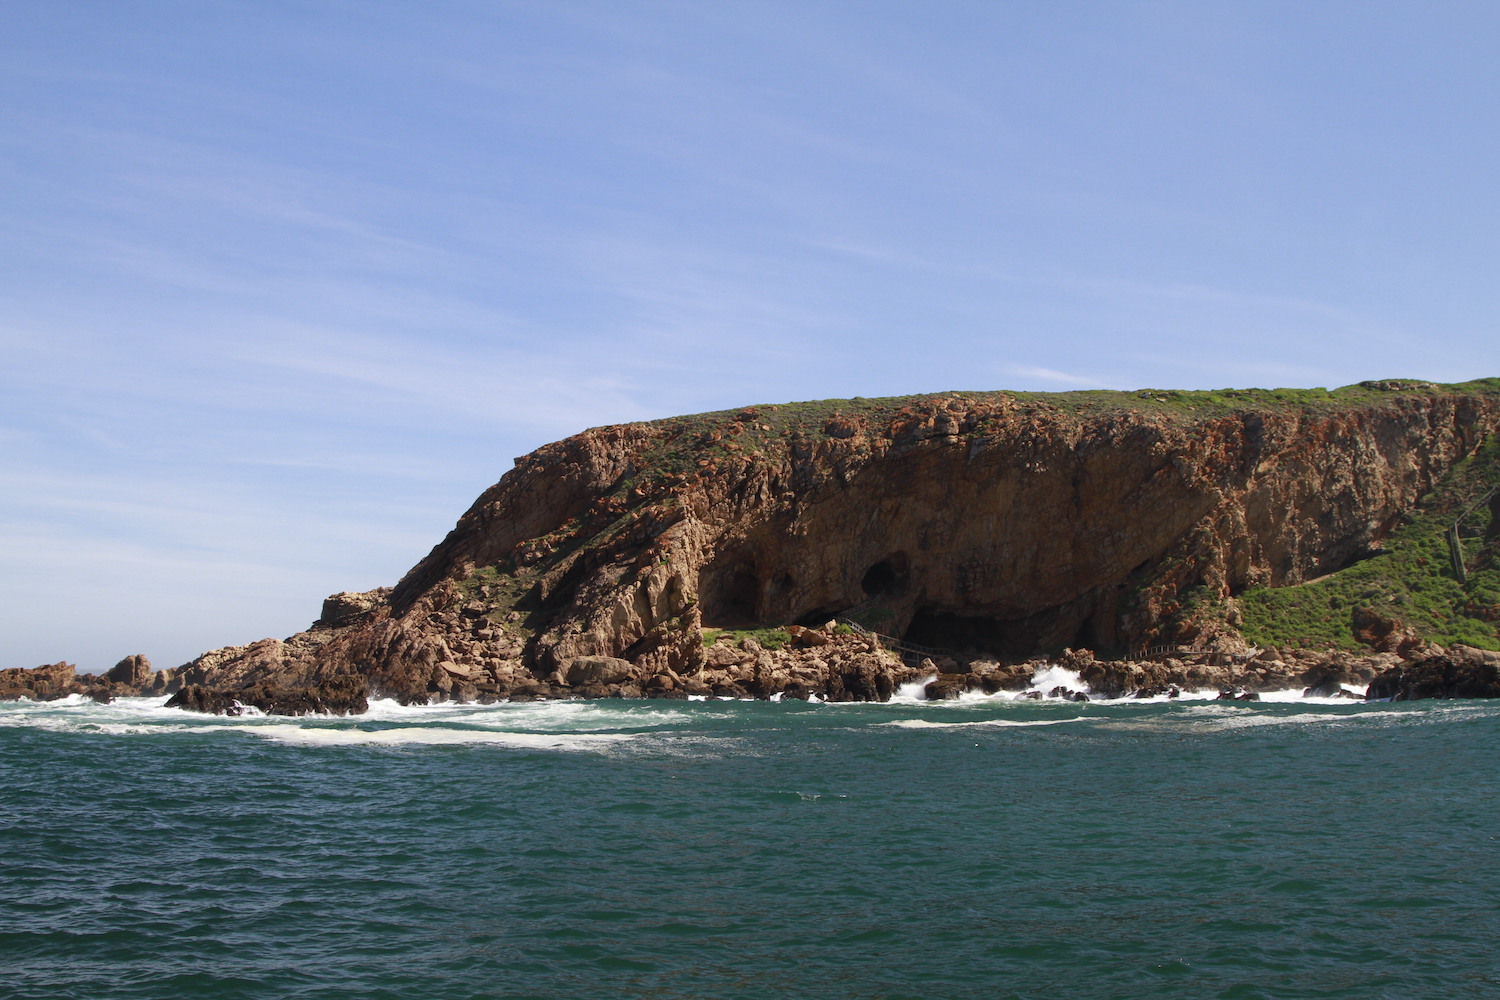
[222,724,634,750]
[1026,664,1085,694]
[886,665,1096,705]
[360,697,693,731]
[0,695,646,750]
[0,695,186,731]
[1196,710,1401,730]
[889,674,938,703]
[879,715,1092,729]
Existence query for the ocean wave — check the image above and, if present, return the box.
[879,715,1092,729]
[0,696,642,751]
[361,697,698,732]
[5,690,1498,747]
[223,724,634,750]
[880,665,1352,707]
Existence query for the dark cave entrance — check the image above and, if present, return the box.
[795,609,839,627]
[700,560,761,627]
[861,553,910,598]
[903,599,1113,661]
[904,610,1025,658]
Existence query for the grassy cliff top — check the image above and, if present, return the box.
[624,377,1500,441]
[601,378,1500,484]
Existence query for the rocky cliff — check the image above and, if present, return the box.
[11,379,1500,710]
[151,378,1500,704]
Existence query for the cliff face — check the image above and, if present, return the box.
[174,380,1500,701]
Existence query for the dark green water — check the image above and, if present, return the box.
[3,688,1498,999]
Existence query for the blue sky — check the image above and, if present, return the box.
[4,1,1498,671]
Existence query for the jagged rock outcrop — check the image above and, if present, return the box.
[0,655,173,703]
[106,654,153,688]
[166,676,369,716]
[81,379,1500,711]
[1365,645,1500,700]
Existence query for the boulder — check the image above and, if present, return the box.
[1366,646,1500,700]
[1302,675,1347,698]
[316,588,391,628]
[925,674,972,700]
[1352,607,1421,654]
[106,654,152,688]
[564,655,635,687]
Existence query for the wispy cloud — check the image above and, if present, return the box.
[1001,364,1123,389]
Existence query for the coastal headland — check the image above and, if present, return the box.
[9,379,1500,712]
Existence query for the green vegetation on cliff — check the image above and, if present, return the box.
[1239,433,1500,651]
[621,378,1500,484]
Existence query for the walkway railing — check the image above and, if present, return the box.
[1447,484,1498,585]
[837,615,954,665]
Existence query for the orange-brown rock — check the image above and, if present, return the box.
[161,380,1500,708]
[1365,645,1500,700]
[0,655,173,702]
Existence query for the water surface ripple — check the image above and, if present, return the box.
[3,694,1498,999]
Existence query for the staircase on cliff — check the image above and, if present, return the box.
[1448,484,1499,584]
[836,602,958,668]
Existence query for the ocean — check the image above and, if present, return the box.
[3,674,1497,1000]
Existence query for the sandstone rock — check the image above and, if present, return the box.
[704,643,752,668]
[564,656,635,686]
[924,674,972,700]
[439,660,478,680]
[779,681,811,701]
[1078,659,1169,699]
[0,662,78,701]
[316,588,392,628]
[143,668,176,696]
[1366,646,1500,700]
[970,659,1034,693]
[787,625,830,647]
[105,654,152,687]
[1351,607,1421,654]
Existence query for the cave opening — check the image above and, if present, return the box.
[861,553,910,597]
[904,603,1098,662]
[700,560,761,627]
[794,607,843,627]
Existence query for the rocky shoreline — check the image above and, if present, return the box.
[6,622,1499,715]
[10,382,1500,715]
